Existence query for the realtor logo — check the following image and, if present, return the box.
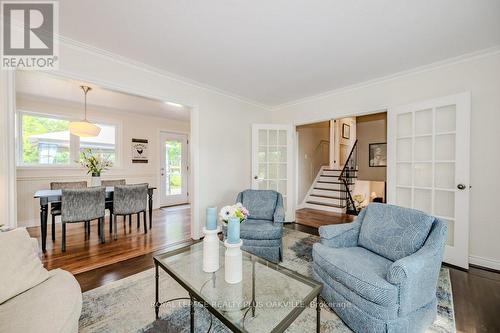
[1,1,59,69]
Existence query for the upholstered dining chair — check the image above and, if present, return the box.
[49,181,87,241]
[101,179,126,234]
[233,189,285,263]
[313,203,447,333]
[112,183,148,240]
[61,187,106,252]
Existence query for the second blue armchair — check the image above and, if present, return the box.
[313,203,447,333]
[234,189,285,263]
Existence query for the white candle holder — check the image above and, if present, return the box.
[224,239,243,284]
[203,227,221,273]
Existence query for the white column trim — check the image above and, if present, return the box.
[0,70,17,228]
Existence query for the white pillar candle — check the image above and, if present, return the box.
[203,227,220,273]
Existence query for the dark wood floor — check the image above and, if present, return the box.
[295,208,354,228]
[27,205,191,274]
[30,206,500,332]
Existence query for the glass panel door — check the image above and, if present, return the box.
[160,132,188,206]
[252,125,293,220]
[388,93,470,268]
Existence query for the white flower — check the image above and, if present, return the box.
[228,206,237,218]
[219,205,233,222]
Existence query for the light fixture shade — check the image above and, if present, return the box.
[69,121,101,137]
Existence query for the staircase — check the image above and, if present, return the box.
[301,140,359,215]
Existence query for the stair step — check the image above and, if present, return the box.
[311,189,343,196]
[317,180,344,184]
[317,179,355,185]
[306,200,346,208]
[321,172,358,179]
[307,195,344,206]
[310,194,343,199]
[313,187,347,192]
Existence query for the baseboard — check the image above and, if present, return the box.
[469,255,500,271]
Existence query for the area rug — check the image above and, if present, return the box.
[79,228,456,332]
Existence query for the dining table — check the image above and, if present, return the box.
[34,186,156,252]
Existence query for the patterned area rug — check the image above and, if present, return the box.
[79,228,455,332]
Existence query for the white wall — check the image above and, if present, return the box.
[296,122,330,204]
[16,95,190,227]
[1,40,270,238]
[271,50,500,269]
[334,117,356,168]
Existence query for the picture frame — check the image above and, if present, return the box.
[369,143,387,167]
[131,138,149,163]
[342,123,350,139]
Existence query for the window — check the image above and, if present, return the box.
[20,113,71,165]
[79,124,116,163]
[17,112,119,167]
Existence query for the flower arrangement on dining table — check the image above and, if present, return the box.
[219,203,249,223]
[78,148,113,177]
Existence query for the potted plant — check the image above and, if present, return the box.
[78,148,113,186]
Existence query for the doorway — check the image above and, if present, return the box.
[160,131,189,207]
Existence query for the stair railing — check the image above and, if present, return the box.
[338,139,358,215]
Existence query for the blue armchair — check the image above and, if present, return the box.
[313,203,447,333]
[234,189,285,263]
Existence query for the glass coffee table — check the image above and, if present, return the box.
[154,242,322,333]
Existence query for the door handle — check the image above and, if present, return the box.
[254,176,259,180]
[457,184,466,190]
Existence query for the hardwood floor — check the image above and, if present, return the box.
[27,205,191,274]
[295,208,354,228]
[29,206,499,332]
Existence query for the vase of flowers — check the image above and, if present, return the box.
[79,148,113,186]
[352,194,366,210]
[219,203,249,224]
[219,203,249,243]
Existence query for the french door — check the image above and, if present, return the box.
[387,92,470,268]
[159,132,189,206]
[252,124,293,221]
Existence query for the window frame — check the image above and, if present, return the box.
[16,110,121,169]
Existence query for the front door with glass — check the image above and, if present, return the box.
[160,132,189,206]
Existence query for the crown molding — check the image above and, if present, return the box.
[56,35,500,111]
[57,35,271,111]
[271,45,500,111]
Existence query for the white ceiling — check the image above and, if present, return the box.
[16,71,191,121]
[59,0,500,106]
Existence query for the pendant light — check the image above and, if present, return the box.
[69,86,101,137]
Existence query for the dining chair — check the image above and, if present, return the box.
[61,187,106,252]
[112,184,148,240]
[101,179,126,234]
[49,181,87,242]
